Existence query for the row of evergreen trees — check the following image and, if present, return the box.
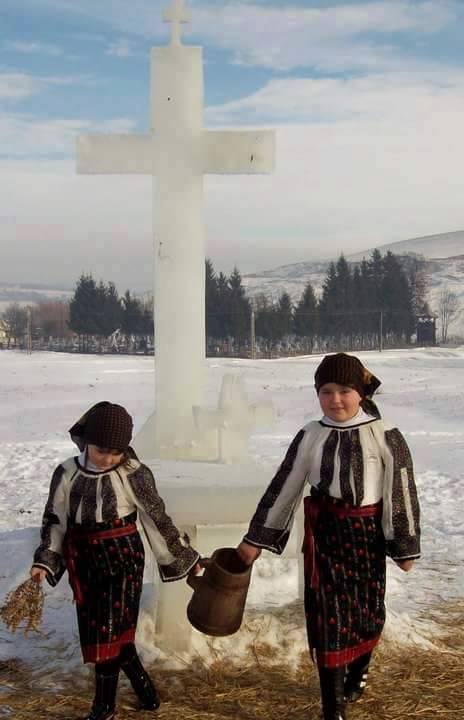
[56,249,423,350]
[206,250,422,347]
[68,274,153,344]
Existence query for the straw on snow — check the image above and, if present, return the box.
[1,601,463,720]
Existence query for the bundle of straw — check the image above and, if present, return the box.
[0,578,44,635]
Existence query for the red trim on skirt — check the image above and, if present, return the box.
[82,628,136,664]
[316,636,380,669]
[303,494,385,668]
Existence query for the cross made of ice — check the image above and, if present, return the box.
[193,375,274,463]
[163,0,190,46]
[76,1,275,460]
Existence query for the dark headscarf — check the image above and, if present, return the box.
[314,353,381,417]
[69,402,133,452]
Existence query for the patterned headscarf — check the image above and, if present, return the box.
[69,402,133,452]
[314,353,381,397]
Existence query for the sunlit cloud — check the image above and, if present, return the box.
[9,0,461,71]
[106,39,133,58]
[0,72,98,103]
[0,113,137,157]
[6,41,64,56]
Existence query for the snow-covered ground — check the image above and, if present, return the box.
[0,348,463,686]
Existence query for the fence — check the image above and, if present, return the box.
[206,309,422,358]
[3,309,432,357]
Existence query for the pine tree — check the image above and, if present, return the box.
[68,273,100,346]
[121,290,144,337]
[336,255,352,306]
[294,282,318,340]
[358,257,378,339]
[318,261,340,341]
[335,254,353,342]
[140,297,154,339]
[205,258,220,340]
[351,265,364,341]
[228,267,251,346]
[275,291,293,339]
[405,254,429,316]
[255,294,278,345]
[381,251,414,341]
[98,281,122,337]
[368,249,384,307]
[216,271,231,339]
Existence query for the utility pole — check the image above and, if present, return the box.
[250,308,256,359]
[379,310,383,352]
[26,307,32,354]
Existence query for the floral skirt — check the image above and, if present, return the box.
[303,494,386,668]
[65,513,145,663]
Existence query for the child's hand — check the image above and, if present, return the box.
[237,542,261,566]
[30,567,47,583]
[395,559,415,572]
[191,562,202,575]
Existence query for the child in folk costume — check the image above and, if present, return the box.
[237,353,420,720]
[30,402,200,720]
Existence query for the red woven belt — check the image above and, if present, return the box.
[302,495,381,590]
[64,523,138,605]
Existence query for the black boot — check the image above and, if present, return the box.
[344,651,371,703]
[120,643,160,711]
[86,659,120,720]
[318,666,346,720]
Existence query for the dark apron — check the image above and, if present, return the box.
[303,492,385,668]
[64,512,145,663]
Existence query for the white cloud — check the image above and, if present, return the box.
[1,1,464,285]
[0,158,153,290]
[0,73,44,101]
[0,113,137,157]
[2,78,464,286]
[200,65,464,269]
[205,68,464,124]
[6,41,63,56]
[0,72,97,103]
[106,39,133,58]
[71,31,108,44]
[194,1,458,71]
[10,0,460,71]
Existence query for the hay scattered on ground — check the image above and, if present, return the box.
[1,601,463,720]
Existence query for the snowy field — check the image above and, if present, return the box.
[0,347,463,687]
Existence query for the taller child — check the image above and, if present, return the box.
[237,354,420,720]
[31,402,200,720]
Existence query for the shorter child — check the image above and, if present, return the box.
[31,402,200,720]
[237,353,420,720]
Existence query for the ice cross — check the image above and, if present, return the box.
[76,2,275,460]
[163,0,190,46]
[193,375,274,463]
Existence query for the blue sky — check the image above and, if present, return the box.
[2,0,464,290]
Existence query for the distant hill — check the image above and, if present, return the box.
[348,230,464,263]
[1,230,463,335]
[0,284,72,312]
[242,230,464,334]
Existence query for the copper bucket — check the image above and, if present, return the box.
[187,547,252,637]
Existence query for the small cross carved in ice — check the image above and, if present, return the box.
[163,0,191,46]
[193,375,274,463]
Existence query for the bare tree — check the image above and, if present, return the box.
[437,287,461,343]
[1,303,28,348]
[35,301,71,339]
